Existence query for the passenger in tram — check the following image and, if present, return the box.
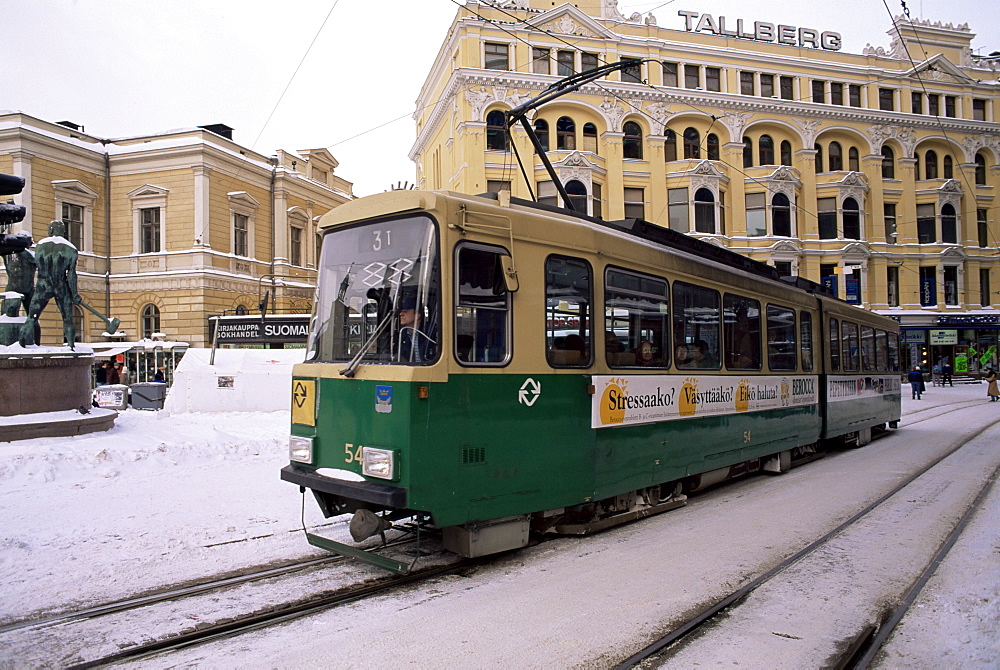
[636,341,662,367]
[674,344,691,367]
[691,339,715,368]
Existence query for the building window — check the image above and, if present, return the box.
[705,67,721,92]
[759,135,774,165]
[941,204,957,244]
[943,266,958,305]
[978,209,989,247]
[537,180,558,208]
[706,133,720,161]
[662,62,678,86]
[928,94,940,117]
[556,116,575,150]
[557,50,574,76]
[233,212,249,256]
[843,197,861,240]
[288,226,302,266]
[141,304,160,339]
[881,146,895,178]
[811,80,825,103]
[780,76,794,100]
[848,85,862,107]
[981,269,991,307]
[622,121,643,159]
[884,203,898,242]
[772,193,791,236]
[814,144,824,173]
[140,207,161,254]
[668,188,688,232]
[531,47,550,74]
[887,266,900,307]
[972,99,986,121]
[822,264,838,298]
[484,42,509,70]
[780,140,792,166]
[486,110,508,151]
[975,153,987,185]
[915,152,921,181]
[924,150,938,179]
[566,180,588,215]
[945,96,956,118]
[741,71,755,96]
[848,147,859,172]
[693,188,716,233]
[830,82,843,105]
[683,127,700,159]
[684,64,700,89]
[487,180,511,194]
[911,91,923,114]
[742,137,753,168]
[879,88,894,111]
[621,58,641,83]
[775,262,792,277]
[943,155,953,179]
[581,52,599,72]
[535,119,549,152]
[593,182,602,220]
[746,192,766,236]
[919,266,936,306]
[624,187,645,220]
[916,203,936,244]
[664,128,677,161]
[818,198,837,239]
[61,202,84,249]
[760,74,774,98]
[828,142,843,171]
[583,123,598,153]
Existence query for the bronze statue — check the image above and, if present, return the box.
[19,221,82,348]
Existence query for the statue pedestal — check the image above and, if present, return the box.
[0,351,118,441]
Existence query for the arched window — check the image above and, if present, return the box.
[664,128,677,162]
[943,155,953,179]
[881,146,895,178]
[828,142,843,171]
[486,110,508,151]
[565,179,588,214]
[925,150,938,179]
[814,144,823,173]
[707,133,720,161]
[780,140,792,166]
[772,193,791,237]
[623,121,643,159]
[759,135,774,165]
[975,152,987,185]
[141,304,161,339]
[556,116,575,150]
[694,188,715,233]
[742,136,753,168]
[534,119,549,152]
[843,197,861,240]
[941,203,957,244]
[235,304,249,315]
[683,127,700,159]
[848,146,859,171]
[583,123,598,153]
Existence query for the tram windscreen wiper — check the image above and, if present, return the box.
[339,309,394,378]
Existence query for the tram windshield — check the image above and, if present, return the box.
[305,216,440,366]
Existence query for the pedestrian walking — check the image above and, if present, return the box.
[907,366,924,400]
[985,368,999,402]
[941,359,953,387]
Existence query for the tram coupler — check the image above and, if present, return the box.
[305,531,412,575]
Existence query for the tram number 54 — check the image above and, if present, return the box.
[344,443,363,464]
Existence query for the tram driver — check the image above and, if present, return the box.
[397,296,435,362]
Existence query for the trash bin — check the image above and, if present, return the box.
[95,384,130,410]
[130,382,166,410]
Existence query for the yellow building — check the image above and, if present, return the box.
[412,0,1000,372]
[1,112,353,349]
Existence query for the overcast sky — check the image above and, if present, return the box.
[6,0,997,197]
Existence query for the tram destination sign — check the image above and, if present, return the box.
[210,315,310,344]
[677,10,842,51]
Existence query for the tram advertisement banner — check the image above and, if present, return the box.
[826,375,901,402]
[591,374,819,429]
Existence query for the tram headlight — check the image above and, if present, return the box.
[289,435,314,464]
[362,447,395,480]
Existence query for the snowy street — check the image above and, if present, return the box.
[1,383,997,668]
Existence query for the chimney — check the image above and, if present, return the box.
[198,124,234,140]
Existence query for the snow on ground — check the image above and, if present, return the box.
[0,381,997,668]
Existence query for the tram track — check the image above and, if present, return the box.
[616,405,1000,669]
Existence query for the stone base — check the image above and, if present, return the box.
[0,353,93,416]
[0,408,118,442]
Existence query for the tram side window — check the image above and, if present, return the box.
[605,268,670,368]
[887,332,900,372]
[842,321,860,372]
[766,305,797,371]
[861,326,876,372]
[723,294,761,370]
[800,312,814,372]
[829,318,840,372]
[672,281,721,370]
[546,255,592,367]
[455,243,511,365]
[875,329,889,371]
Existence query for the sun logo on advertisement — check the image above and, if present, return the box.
[735,378,750,413]
[679,377,698,417]
[600,377,628,425]
[781,378,790,407]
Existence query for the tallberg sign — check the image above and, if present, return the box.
[678,11,842,51]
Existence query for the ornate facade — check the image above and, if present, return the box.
[412,0,1000,371]
[1,113,353,347]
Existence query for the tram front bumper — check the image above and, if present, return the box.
[281,464,407,508]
